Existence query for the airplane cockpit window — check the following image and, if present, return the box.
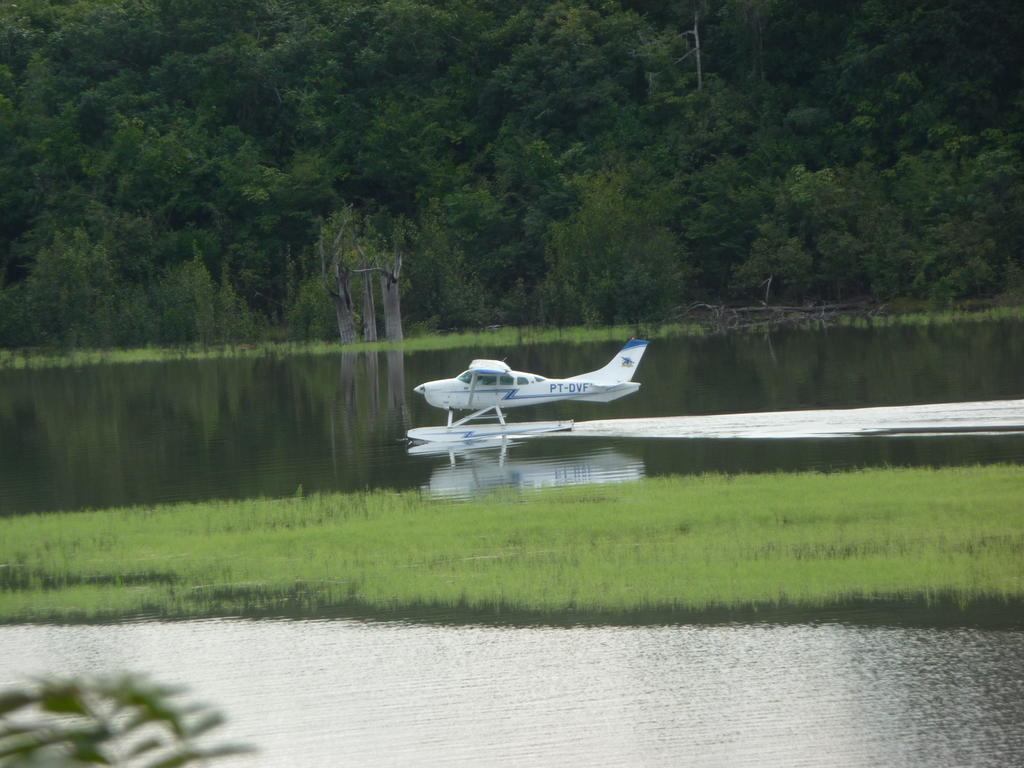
[500,375,513,385]
[457,371,472,383]
[478,375,497,385]
[516,376,529,385]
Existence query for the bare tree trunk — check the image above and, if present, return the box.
[331,294,358,344]
[677,10,703,91]
[360,260,377,342]
[692,11,702,91]
[320,218,359,345]
[746,2,764,80]
[380,248,403,342]
[380,273,403,342]
[328,264,358,345]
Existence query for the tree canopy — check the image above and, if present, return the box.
[1,0,1022,347]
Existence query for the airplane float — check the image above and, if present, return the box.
[408,339,649,443]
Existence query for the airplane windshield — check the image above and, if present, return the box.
[457,371,472,383]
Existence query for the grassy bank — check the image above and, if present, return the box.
[0,323,691,370]
[2,305,1022,370]
[1,466,1021,621]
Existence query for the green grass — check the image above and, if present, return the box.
[1,465,1021,621]
[0,324,692,370]
[3,305,1021,370]
[838,305,1024,328]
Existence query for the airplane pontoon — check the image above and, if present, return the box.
[407,339,649,443]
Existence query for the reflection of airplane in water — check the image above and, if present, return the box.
[408,340,649,443]
[412,439,645,499]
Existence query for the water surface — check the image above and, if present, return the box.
[2,321,1022,513]
[1,616,1021,767]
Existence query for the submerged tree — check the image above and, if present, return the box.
[320,207,409,344]
[319,208,359,345]
[379,252,403,342]
[353,217,411,343]
[360,219,407,346]
[359,251,378,343]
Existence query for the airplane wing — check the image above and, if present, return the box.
[468,359,511,375]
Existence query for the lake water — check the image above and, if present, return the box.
[2,321,1023,514]
[2,610,1023,767]
[2,321,1023,766]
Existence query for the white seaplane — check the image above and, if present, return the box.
[407,339,649,443]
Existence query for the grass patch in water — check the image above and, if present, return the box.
[0,325,689,370]
[839,305,1024,329]
[1,465,1021,621]
[3,305,1021,369]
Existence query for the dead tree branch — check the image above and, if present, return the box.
[682,301,887,333]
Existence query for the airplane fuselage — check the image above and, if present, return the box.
[413,371,639,411]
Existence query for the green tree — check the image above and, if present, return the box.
[25,229,117,348]
[544,169,683,324]
[154,253,216,345]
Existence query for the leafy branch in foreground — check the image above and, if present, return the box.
[0,675,252,767]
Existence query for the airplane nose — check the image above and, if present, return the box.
[413,384,425,395]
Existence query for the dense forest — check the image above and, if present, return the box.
[0,0,1022,348]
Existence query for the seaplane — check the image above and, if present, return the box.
[407,339,649,443]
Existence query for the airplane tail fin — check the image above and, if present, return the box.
[579,339,649,384]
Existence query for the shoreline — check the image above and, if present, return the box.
[2,304,1022,371]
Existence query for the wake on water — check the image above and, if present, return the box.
[571,399,1024,440]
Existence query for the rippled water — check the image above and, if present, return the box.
[575,398,1024,439]
[2,321,1023,513]
[2,617,1022,767]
